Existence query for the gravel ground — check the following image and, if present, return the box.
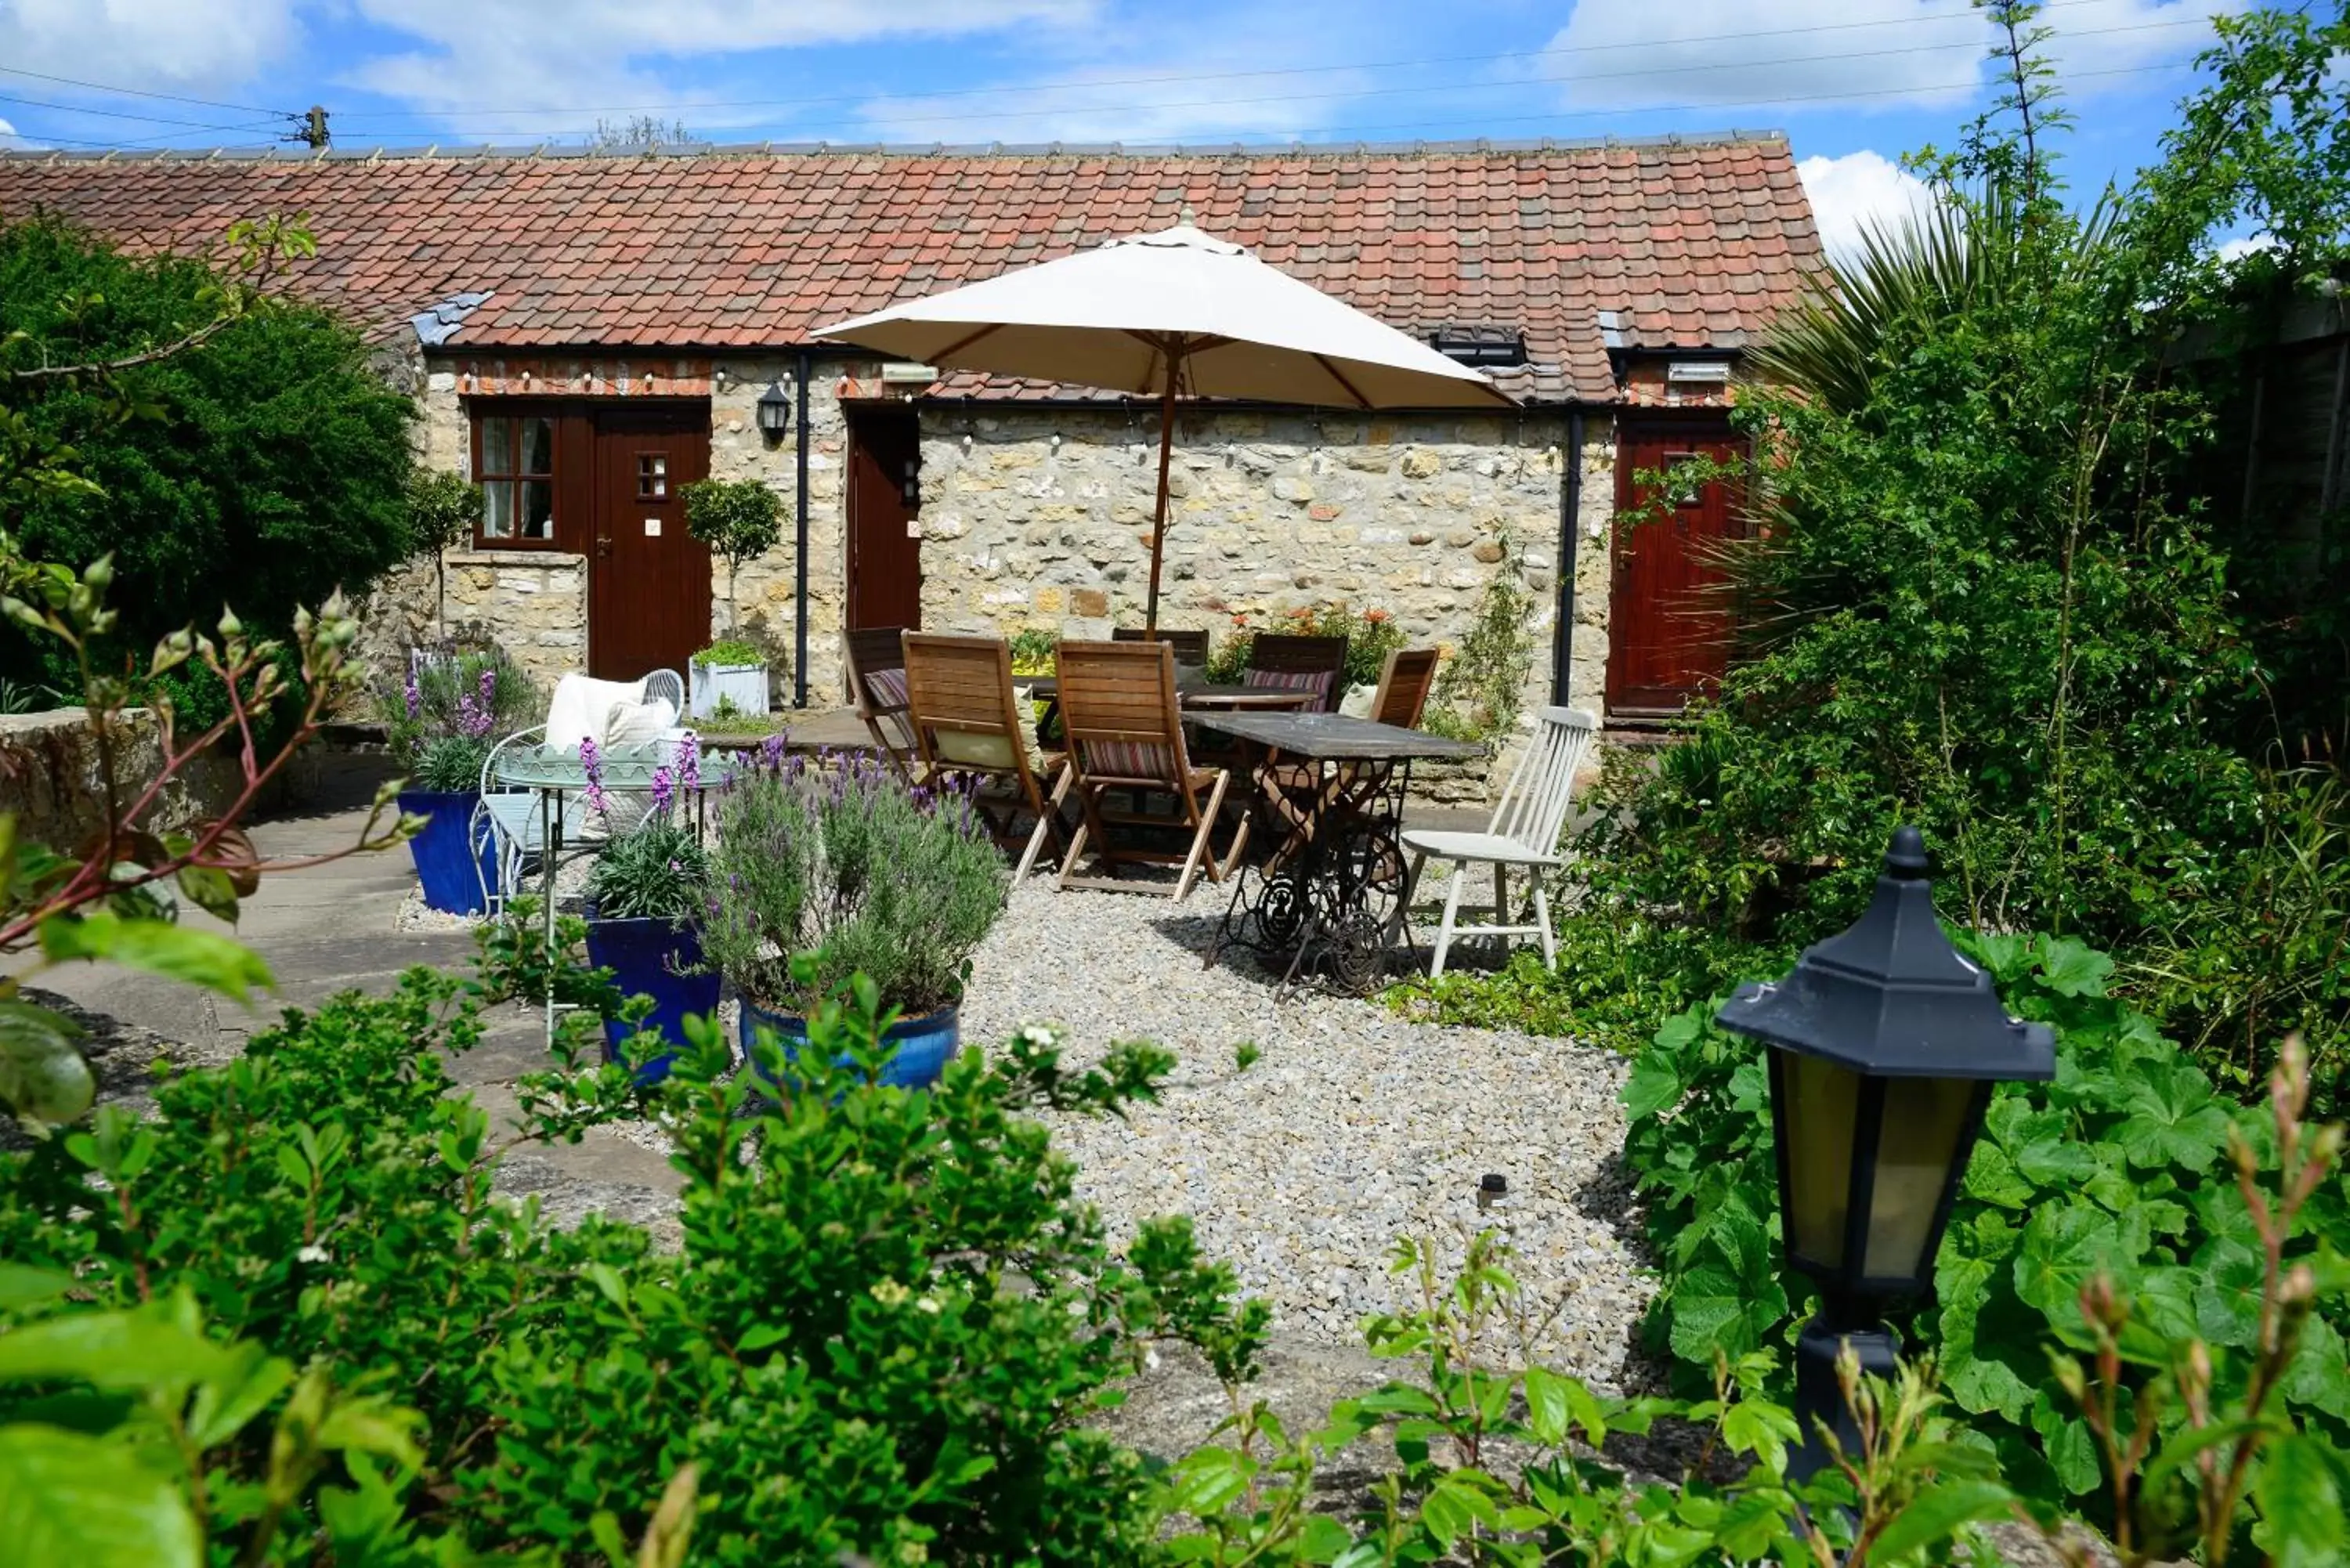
[478,854,1657,1390]
[960,876,1654,1389]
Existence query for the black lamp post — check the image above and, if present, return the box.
[1714,826,2054,1481]
[755,381,794,446]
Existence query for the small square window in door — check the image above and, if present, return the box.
[1661,453,1705,508]
[635,453,668,500]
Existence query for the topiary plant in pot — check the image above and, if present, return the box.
[702,749,1007,1087]
[682,477,784,717]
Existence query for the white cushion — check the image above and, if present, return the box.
[546,674,645,752]
[1399,828,1560,867]
[601,696,677,751]
[1338,681,1378,719]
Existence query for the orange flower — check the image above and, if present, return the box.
[1363,608,1390,623]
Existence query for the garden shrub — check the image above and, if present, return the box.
[1202,602,1408,689]
[0,952,1268,1564]
[1618,926,2350,1526]
[0,215,418,689]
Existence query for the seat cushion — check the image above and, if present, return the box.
[547,674,644,752]
[863,667,909,712]
[1245,666,1336,709]
[1398,828,1560,867]
[602,696,678,751]
[1081,739,1173,780]
[935,730,1018,771]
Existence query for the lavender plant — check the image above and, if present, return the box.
[702,750,1007,1017]
[382,647,536,789]
[582,738,712,926]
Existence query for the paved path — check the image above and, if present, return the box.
[24,753,683,1223]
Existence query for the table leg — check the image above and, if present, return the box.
[540,789,566,1050]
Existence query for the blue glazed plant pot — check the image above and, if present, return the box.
[739,997,960,1089]
[583,912,721,1085]
[398,789,497,916]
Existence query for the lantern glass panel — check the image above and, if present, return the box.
[1779,1050,1860,1268]
[1861,1075,1978,1281]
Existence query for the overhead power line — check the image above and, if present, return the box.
[0,89,293,131]
[0,64,280,116]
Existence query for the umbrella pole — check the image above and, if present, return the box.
[1144,370,1177,634]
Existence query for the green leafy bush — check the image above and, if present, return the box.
[1619,927,2350,1522]
[690,636,761,667]
[0,215,417,688]
[381,647,537,785]
[0,952,1271,1564]
[701,750,1007,1016]
[1201,602,1408,689]
[1008,624,1059,674]
[1424,533,1536,746]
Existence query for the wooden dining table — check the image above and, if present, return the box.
[1018,674,1314,711]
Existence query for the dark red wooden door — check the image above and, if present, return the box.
[1606,421,1744,714]
[848,408,921,632]
[589,403,711,681]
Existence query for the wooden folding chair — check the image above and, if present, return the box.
[1371,646,1441,728]
[1054,639,1248,900]
[902,634,1068,882]
[842,627,921,781]
[1112,626,1211,667]
[1255,647,1446,860]
[1245,634,1350,712]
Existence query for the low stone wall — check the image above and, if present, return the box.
[0,708,258,851]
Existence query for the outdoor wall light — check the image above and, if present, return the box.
[901,457,922,513]
[755,381,794,445]
[1714,825,2053,1479]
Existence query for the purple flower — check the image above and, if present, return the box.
[649,764,676,817]
[403,668,421,721]
[580,735,610,817]
[678,733,701,794]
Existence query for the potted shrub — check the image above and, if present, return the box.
[689,637,768,721]
[580,739,718,1083]
[681,477,785,716]
[702,751,1007,1087]
[385,649,537,915]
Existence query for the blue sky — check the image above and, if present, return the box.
[0,0,2253,255]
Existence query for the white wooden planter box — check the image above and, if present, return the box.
[689,662,769,720]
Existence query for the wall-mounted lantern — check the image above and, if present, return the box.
[755,381,794,446]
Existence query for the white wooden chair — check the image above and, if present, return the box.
[1397,707,1598,977]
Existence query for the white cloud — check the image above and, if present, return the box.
[343,0,1099,118]
[0,0,308,94]
[2215,232,2277,262]
[1537,0,2243,117]
[1799,149,1936,259]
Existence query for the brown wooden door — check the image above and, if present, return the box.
[1606,421,1744,714]
[589,403,712,681]
[848,408,922,632]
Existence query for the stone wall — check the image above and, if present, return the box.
[914,405,1616,779]
[374,356,1621,760]
[0,708,256,850]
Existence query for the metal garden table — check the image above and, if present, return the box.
[1191,711,1480,996]
[485,740,681,1046]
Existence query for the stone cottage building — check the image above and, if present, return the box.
[0,137,1820,723]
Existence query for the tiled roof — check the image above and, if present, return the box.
[0,136,1821,405]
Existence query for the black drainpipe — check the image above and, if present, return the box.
[1552,407,1584,707]
[792,349,812,708]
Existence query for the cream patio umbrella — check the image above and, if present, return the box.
[813,219,1513,630]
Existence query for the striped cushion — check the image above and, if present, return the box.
[1082,739,1174,780]
[863,667,909,711]
[1245,666,1336,708]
